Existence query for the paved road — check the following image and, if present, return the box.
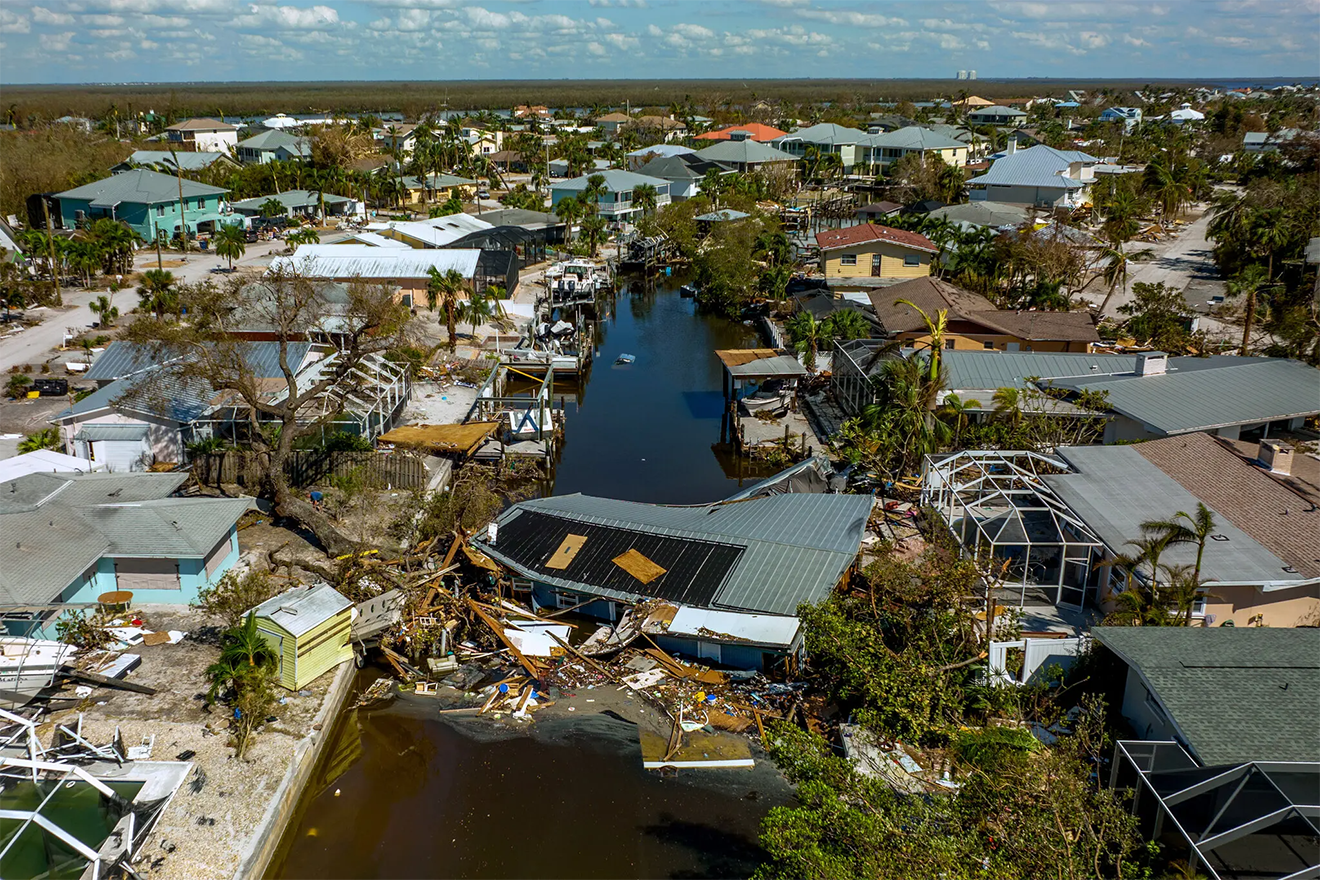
[1100,210,1216,319]
[0,289,98,374]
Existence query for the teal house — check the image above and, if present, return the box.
[0,471,251,637]
[54,169,231,243]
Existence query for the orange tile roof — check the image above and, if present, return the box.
[694,123,788,142]
[815,223,937,254]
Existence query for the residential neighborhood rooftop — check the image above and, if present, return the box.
[815,223,937,254]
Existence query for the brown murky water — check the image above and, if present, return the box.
[270,287,791,879]
[269,688,790,879]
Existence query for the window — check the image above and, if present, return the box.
[156,205,165,217]
[840,254,857,266]
[903,254,921,267]
[114,558,180,591]
[983,341,995,350]
[945,340,955,349]
[399,293,414,308]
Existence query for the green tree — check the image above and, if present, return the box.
[821,308,870,342]
[1118,281,1194,352]
[285,228,321,248]
[936,392,981,447]
[632,182,658,217]
[205,613,280,759]
[579,213,608,257]
[259,198,286,219]
[90,294,119,328]
[137,268,177,318]
[214,223,247,271]
[787,311,832,373]
[458,286,495,339]
[426,266,466,353]
[18,428,61,453]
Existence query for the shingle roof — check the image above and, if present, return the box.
[0,471,249,605]
[1092,627,1320,765]
[927,200,1030,228]
[55,169,228,207]
[816,223,937,254]
[864,276,1098,343]
[634,154,729,182]
[231,190,353,211]
[476,491,870,616]
[1133,433,1320,578]
[166,117,237,132]
[1046,446,1302,588]
[968,145,1097,190]
[1049,357,1320,435]
[693,139,798,166]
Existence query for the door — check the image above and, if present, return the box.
[95,439,147,472]
[1059,558,1090,609]
[697,641,722,664]
[871,253,883,277]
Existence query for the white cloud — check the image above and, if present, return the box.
[798,9,906,28]
[0,9,30,33]
[588,0,647,7]
[238,4,339,29]
[672,23,714,39]
[1079,31,1110,49]
[39,30,75,50]
[32,6,75,25]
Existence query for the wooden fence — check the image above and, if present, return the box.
[192,449,428,490]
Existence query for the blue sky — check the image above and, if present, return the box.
[0,0,1316,84]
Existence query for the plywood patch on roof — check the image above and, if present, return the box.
[612,548,667,584]
[545,534,588,570]
[715,349,779,369]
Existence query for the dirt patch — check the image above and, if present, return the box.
[37,606,345,880]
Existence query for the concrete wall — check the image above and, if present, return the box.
[822,241,932,280]
[1202,584,1320,628]
[971,183,1073,208]
[1119,664,1178,741]
[60,410,185,467]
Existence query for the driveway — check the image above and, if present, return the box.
[0,288,98,374]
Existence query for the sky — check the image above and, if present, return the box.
[0,0,1317,84]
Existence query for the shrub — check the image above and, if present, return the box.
[196,569,280,628]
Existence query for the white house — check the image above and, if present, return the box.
[550,169,671,220]
[1168,103,1205,124]
[967,143,1099,209]
[165,118,240,153]
[1099,107,1143,130]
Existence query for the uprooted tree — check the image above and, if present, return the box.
[125,270,415,556]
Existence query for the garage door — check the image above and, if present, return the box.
[75,424,150,472]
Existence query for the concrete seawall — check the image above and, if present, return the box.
[232,659,357,880]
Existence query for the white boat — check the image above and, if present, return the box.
[0,637,76,706]
[545,260,611,298]
[740,380,793,414]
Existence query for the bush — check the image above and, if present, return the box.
[196,569,280,628]
[5,374,31,398]
[55,609,113,651]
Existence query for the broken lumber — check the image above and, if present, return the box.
[466,598,543,679]
[58,666,157,696]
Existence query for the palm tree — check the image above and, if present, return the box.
[579,214,608,257]
[582,173,608,216]
[632,182,658,217]
[138,268,177,318]
[821,308,870,341]
[205,613,278,704]
[1226,265,1274,357]
[787,311,832,373]
[214,223,246,271]
[426,267,465,353]
[700,168,727,205]
[1097,233,1155,313]
[937,392,981,447]
[18,428,61,453]
[458,286,495,339]
[285,228,320,248]
[895,299,948,387]
[90,294,119,328]
[1143,503,1217,583]
[258,198,285,219]
[555,194,584,242]
[991,386,1023,426]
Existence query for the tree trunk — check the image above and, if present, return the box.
[1240,290,1256,357]
[267,436,360,558]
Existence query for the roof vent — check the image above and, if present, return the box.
[1136,351,1167,377]
[1257,439,1293,476]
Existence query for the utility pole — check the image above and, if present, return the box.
[42,198,60,306]
[171,147,188,256]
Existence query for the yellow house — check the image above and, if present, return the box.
[859,126,971,171]
[815,223,936,295]
[249,585,354,690]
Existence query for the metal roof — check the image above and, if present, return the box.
[861,125,966,151]
[694,139,797,166]
[968,145,1095,190]
[476,490,870,615]
[249,584,351,637]
[118,150,236,171]
[694,209,751,222]
[1050,357,1320,435]
[74,424,149,442]
[55,169,228,206]
[236,130,311,155]
[551,169,671,193]
[776,123,870,146]
[0,472,249,606]
[86,341,313,384]
[927,200,1031,229]
[231,190,353,211]
[1093,626,1320,765]
[724,354,807,379]
[942,350,1140,392]
[626,144,696,158]
[1044,446,1303,588]
[270,245,480,280]
[667,607,800,649]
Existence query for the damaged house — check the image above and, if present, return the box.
[51,341,409,467]
[474,461,871,670]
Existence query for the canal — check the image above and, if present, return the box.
[269,284,791,878]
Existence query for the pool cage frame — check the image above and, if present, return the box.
[1111,740,1320,880]
[921,449,1106,609]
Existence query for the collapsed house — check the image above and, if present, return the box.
[474,459,870,670]
[52,341,410,466]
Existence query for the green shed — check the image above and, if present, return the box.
[249,584,354,691]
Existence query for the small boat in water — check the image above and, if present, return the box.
[679,284,698,298]
[1,637,76,706]
[615,353,636,365]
